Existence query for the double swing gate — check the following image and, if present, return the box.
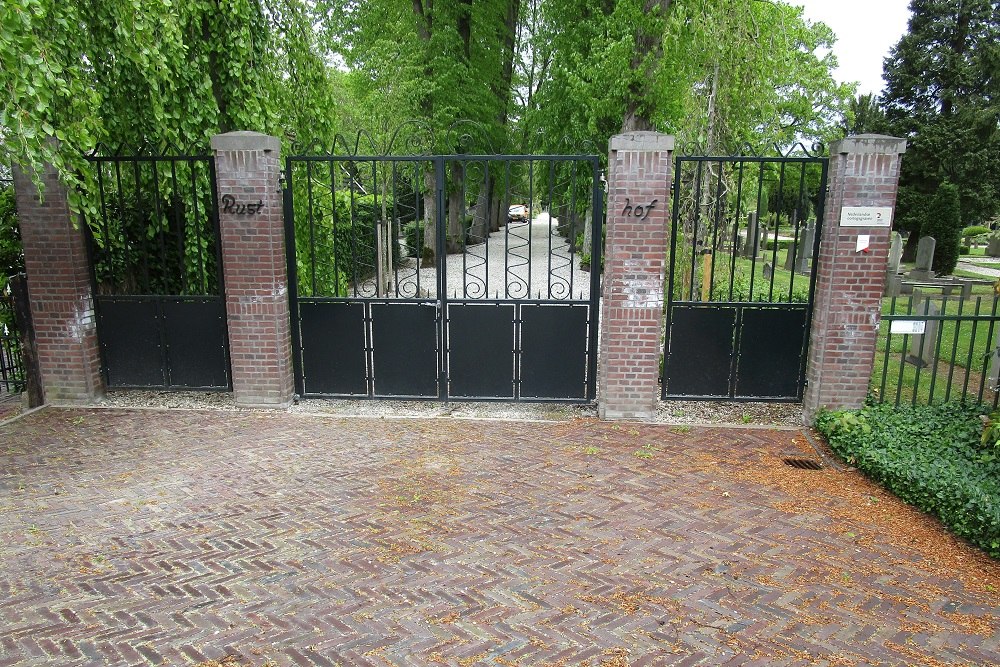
[284,153,603,402]
[84,151,231,390]
[662,152,828,401]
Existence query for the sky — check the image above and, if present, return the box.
[795,0,912,97]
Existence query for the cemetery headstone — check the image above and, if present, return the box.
[905,293,940,368]
[988,232,1000,257]
[762,262,773,281]
[907,236,936,281]
[741,212,759,258]
[795,222,815,274]
[884,232,903,296]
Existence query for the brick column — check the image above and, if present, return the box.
[598,132,674,420]
[803,134,907,423]
[211,132,294,408]
[13,160,104,403]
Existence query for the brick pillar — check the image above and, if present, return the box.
[211,132,294,408]
[13,160,104,403]
[598,132,674,420]
[803,134,907,423]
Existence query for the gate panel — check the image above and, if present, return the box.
[97,299,164,387]
[85,152,230,391]
[371,302,438,398]
[520,303,589,400]
[662,152,827,402]
[735,306,809,399]
[161,298,228,388]
[299,301,367,396]
[448,303,515,399]
[664,306,737,398]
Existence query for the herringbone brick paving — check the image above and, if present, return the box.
[0,408,997,666]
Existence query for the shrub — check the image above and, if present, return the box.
[921,182,962,275]
[960,245,971,255]
[815,401,1000,558]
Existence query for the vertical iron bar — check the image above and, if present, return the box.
[728,160,746,302]
[977,296,999,405]
[190,159,207,294]
[799,158,828,397]
[961,297,981,398]
[748,163,766,302]
[708,160,723,300]
[768,161,786,301]
[284,158,304,397]
[663,156,683,396]
[306,160,317,296]
[587,156,603,402]
[788,163,807,299]
[878,295,896,402]
[169,159,187,295]
[927,296,946,402]
[547,160,556,299]
[944,295,965,402]
[436,157,448,401]
[690,160,705,301]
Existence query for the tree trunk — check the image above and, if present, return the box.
[620,0,672,133]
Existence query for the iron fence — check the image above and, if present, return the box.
[873,292,1000,409]
[0,287,24,394]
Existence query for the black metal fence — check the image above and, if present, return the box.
[0,286,24,394]
[873,292,1000,409]
[84,150,231,390]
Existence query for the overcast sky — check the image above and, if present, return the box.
[794,0,912,96]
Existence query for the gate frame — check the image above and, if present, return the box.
[662,151,830,403]
[83,150,233,392]
[283,152,604,403]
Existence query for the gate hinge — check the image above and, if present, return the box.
[278,173,288,190]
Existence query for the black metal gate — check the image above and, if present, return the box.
[285,151,602,402]
[85,151,231,390]
[662,151,828,401]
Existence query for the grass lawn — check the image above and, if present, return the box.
[873,295,1000,407]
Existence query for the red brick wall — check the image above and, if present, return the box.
[212,132,294,407]
[13,162,104,403]
[598,132,674,419]
[803,135,907,423]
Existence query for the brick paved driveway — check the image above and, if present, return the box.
[1,408,997,667]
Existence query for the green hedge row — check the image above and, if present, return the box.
[815,402,1000,558]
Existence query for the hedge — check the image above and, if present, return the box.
[815,401,1000,558]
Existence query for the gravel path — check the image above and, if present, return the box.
[93,390,804,427]
[957,259,1000,278]
[393,212,591,300]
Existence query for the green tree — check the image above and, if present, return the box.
[921,181,962,275]
[881,0,1000,259]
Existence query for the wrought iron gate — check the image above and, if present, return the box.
[85,151,231,390]
[285,152,603,402]
[662,151,828,401]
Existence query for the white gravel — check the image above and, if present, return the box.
[389,212,591,300]
[93,389,802,427]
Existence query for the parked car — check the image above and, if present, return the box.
[508,204,528,223]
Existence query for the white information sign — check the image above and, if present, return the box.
[840,206,893,227]
[890,320,927,335]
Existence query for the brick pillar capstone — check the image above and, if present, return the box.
[211,132,294,408]
[803,134,907,424]
[598,132,674,420]
[13,159,104,404]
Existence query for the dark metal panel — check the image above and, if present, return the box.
[664,305,737,398]
[448,303,515,399]
[97,298,165,387]
[300,300,367,395]
[371,302,438,397]
[520,304,589,400]
[161,298,229,388]
[735,306,809,399]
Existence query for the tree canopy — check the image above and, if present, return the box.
[881,0,1000,256]
[2,0,852,191]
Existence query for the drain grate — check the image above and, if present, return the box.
[782,457,823,470]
